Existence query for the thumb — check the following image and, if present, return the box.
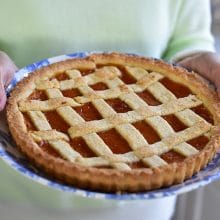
[0,77,7,111]
[177,58,195,72]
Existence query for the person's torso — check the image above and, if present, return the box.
[0,0,181,67]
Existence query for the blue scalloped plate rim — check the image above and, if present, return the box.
[1,51,220,200]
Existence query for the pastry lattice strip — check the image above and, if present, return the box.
[22,65,212,169]
[19,67,165,108]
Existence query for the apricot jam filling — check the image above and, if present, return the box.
[90,82,109,90]
[39,141,62,158]
[28,90,48,101]
[98,128,131,154]
[62,88,81,98]
[161,150,185,163]
[129,161,149,169]
[74,102,102,121]
[162,114,187,132]
[159,77,192,98]
[106,98,131,113]
[79,68,96,76]
[191,104,214,125]
[55,72,70,81]
[23,112,36,131]
[133,120,161,144]
[70,137,96,158]
[54,69,95,80]
[137,89,161,106]
[44,111,70,133]
[117,65,137,84]
[187,135,209,151]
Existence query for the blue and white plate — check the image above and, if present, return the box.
[1,52,220,200]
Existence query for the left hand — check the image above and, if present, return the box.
[178,52,220,97]
[0,51,17,111]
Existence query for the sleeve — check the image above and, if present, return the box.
[162,0,215,62]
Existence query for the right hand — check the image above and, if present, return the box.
[0,51,17,111]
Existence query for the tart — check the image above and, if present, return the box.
[6,52,220,192]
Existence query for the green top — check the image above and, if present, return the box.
[0,0,214,67]
[0,0,215,208]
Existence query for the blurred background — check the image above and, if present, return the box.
[173,1,220,220]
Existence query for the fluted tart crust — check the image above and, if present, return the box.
[6,52,220,192]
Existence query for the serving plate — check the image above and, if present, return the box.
[1,51,220,200]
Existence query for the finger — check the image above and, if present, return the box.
[178,57,214,83]
[0,77,7,111]
[3,62,18,87]
[178,58,196,72]
[0,51,18,86]
[4,69,16,87]
[177,59,197,72]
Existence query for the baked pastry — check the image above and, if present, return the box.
[6,52,220,192]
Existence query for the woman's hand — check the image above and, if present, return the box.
[0,51,17,111]
[178,52,220,96]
